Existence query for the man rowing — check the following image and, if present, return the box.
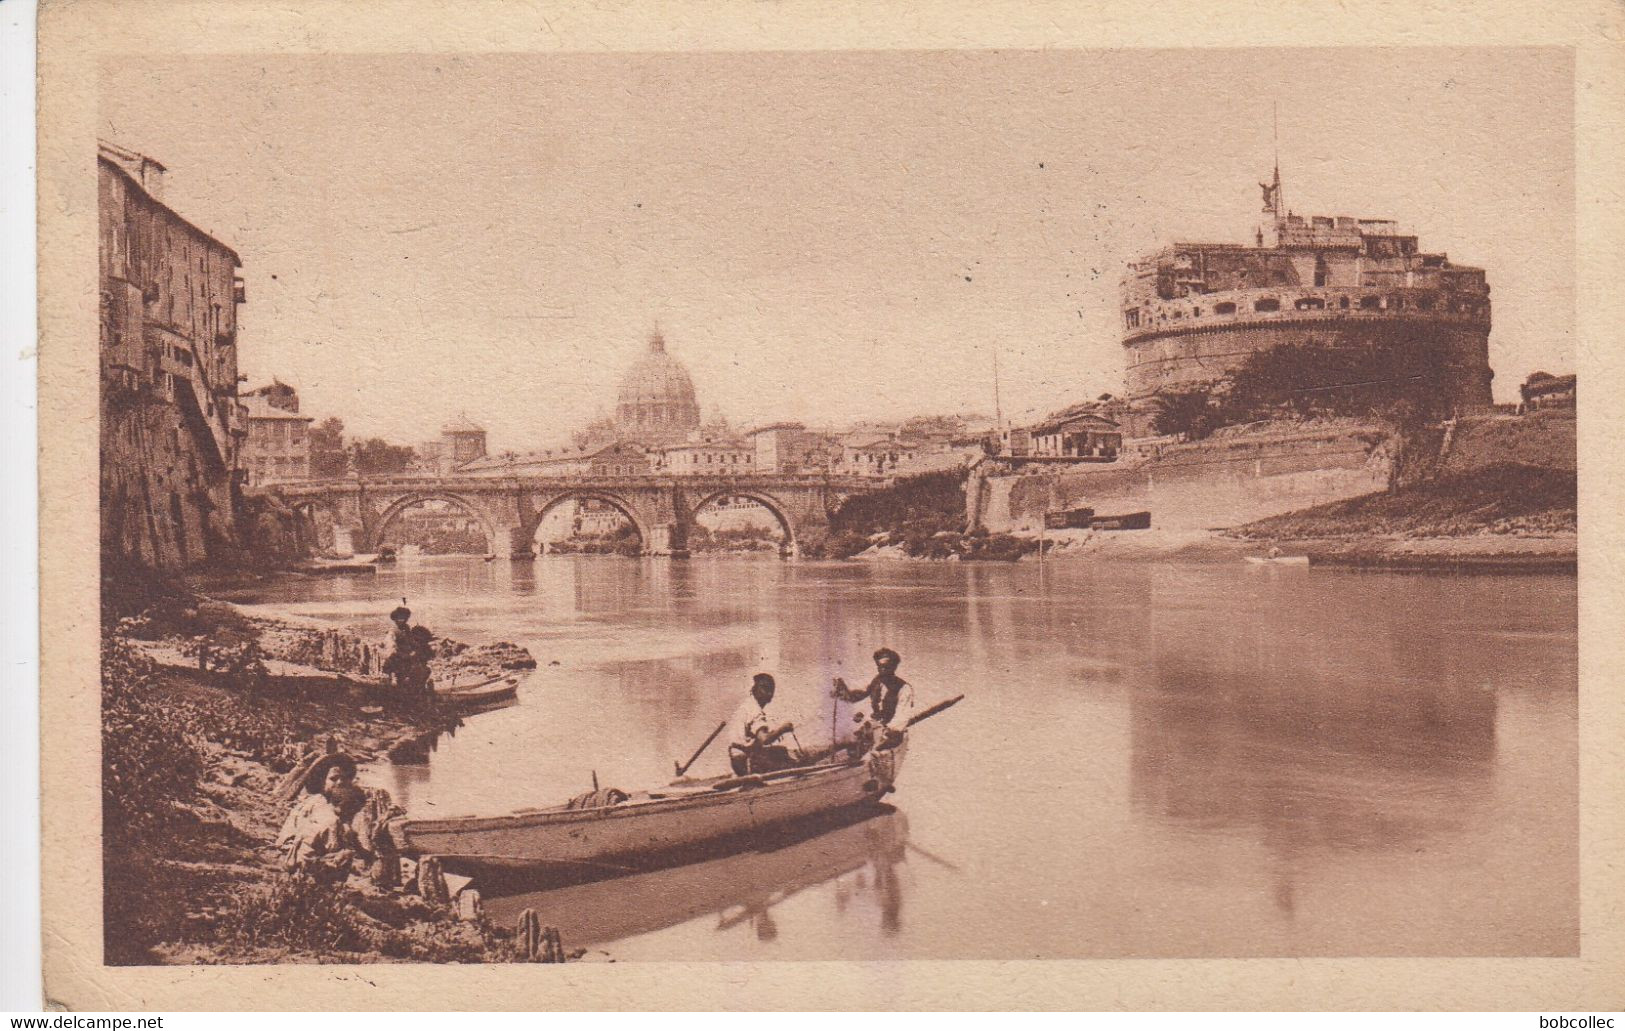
[833,647,917,754]
[727,673,800,776]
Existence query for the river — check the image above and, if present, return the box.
[229,554,1578,960]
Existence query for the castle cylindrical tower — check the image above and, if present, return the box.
[1120,202,1493,412]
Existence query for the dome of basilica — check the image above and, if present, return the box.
[614,330,702,444]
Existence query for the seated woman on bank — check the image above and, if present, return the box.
[276,753,369,882]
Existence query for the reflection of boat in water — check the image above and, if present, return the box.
[480,807,911,947]
[390,741,907,874]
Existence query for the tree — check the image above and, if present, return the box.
[1226,334,1458,494]
[351,438,416,476]
[309,418,348,478]
[1151,390,1225,440]
[1226,334,1454,424]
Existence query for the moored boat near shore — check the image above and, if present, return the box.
[1244,554,1311,566]
[389,741,907,874]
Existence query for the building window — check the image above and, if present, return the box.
[1214,301,1237,315]
[1253,298,1281,313]
[1294,297,1326,310]
[1360,296,1382,310]
[1339,296,1350,309]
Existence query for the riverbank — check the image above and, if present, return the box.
[1222,462,1576,571]
[837,459,1577,570]
[101,578,556,965]
[1003,523,1576,570]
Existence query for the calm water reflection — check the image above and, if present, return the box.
[231,555,1578,959]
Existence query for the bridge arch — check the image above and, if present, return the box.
[527,490,651,555]
[690,488,799,558]
[367,491,502,555]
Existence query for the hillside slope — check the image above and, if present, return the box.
[1232,463,1576,540]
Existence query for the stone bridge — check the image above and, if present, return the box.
[268,472,890,558]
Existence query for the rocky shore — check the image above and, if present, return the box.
[101,584,561,965]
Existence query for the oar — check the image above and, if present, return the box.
[906,841,963,873]
[905,694,965,729]
[675,720,728,777]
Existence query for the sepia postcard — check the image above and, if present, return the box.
[35,0,1625,1012]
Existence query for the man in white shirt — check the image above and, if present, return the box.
[832,647,916,754]
[727,673,797,776]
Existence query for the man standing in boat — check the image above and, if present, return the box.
[833,647,917,753]
[728,673,798,776]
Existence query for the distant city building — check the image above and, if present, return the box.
[1029,413,1122,460]
[697,494,782,533]
[1122,168,1494,413]
[838,433,920,476]
[614,329,702,446]
[439,413,488,471]
[998,426,1032,458]
[458,440,651,478]
[747,422,833,474]
[412,440,446,475]
[1519,372,1576,412]
[379,498,489,553]
[99,141,247,568]
[243,378,299,413]
[585,441,653,476]
[241,383,314,486]
[575,499,632,535]
[658,438,755,475]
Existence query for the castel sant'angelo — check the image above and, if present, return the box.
[1120,164,1495,413]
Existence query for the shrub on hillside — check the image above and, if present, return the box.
[830,470,968,538]
[102,633,205,846]
[798,529,871,559]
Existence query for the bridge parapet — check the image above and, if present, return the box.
[269,472,892,558]
[273,472,890,494]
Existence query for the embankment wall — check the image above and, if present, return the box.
[975,411,1578,535]
[1438,410,1575,475]
[976,424,1394,533]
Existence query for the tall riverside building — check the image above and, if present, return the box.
[99,141,248,568]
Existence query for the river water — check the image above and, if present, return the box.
[231,554,1578,959]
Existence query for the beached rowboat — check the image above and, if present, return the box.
[435,673,521,708]
[1244,554,1310,566]
[389,741,907,872]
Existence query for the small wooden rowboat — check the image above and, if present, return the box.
[434,673,521,708]
[389,741,907,873]
[1090,510,1151,531]
[1244,554,1310,566]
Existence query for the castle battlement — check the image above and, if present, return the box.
[1119,177,1495,412]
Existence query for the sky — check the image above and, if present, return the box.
[99,48,1574,450]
